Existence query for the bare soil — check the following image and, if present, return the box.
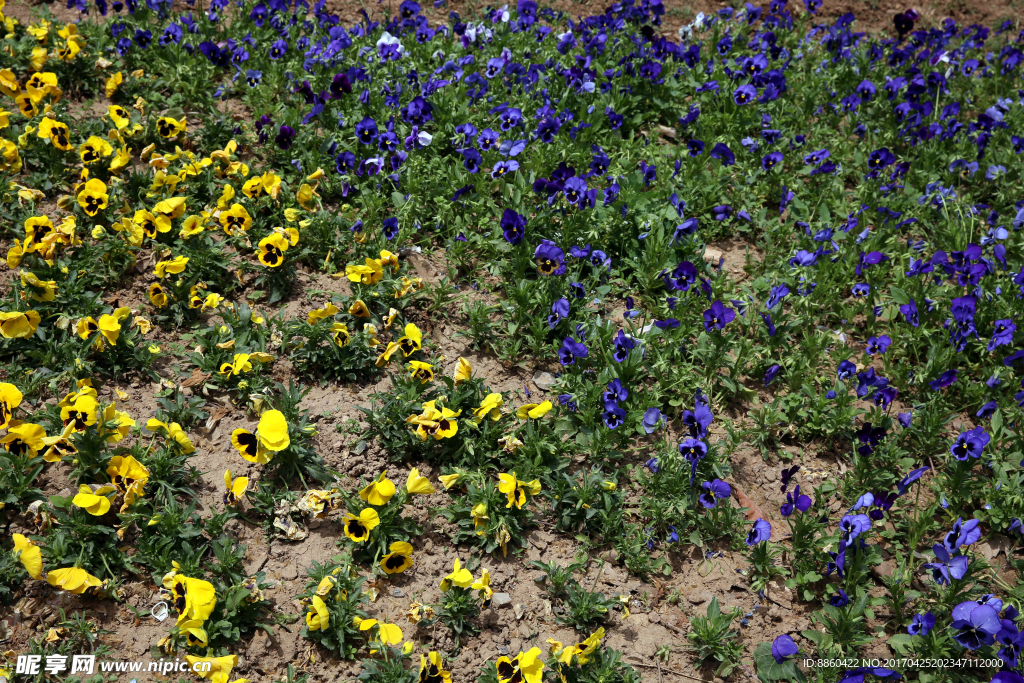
[1,0,1012,681]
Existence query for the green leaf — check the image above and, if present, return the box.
[889,286,910,305]
[991,408,1003,438]
[801,629,820,644]
[818,203,831,225]
[553,418,577,439]
[886,633,914,655]
[754,642,807,682]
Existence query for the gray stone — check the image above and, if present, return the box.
[492,593,513,608]
[532,371,557,391]
[703,247,724,264]
[688,591,711,606]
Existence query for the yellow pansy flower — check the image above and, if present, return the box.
[472,393,503,422]
[472,569,493,603]
[184,655,237,683]
[25,72,59,102]
[46,567,103,594]
[419,653,452,683]
[156,116,187,138]
[154,196,187,220]
[406,468,435,495]
[219,203,251,235]
[342,508,380,542]
[257,233,289,267]
[359,471,396,506]
[0,310,41,339]
[37,117,71,150]
[106,454,148,508]
[71,483,116,516]
[255,409,289,451]
[13,533,43,579]
[219,353,253,377]
[348,299,370,317]
[179,619,209,648]
[79,135,113,164]
[440,559,473,591]
[201,293,223,311]
[178,214,206,238]
[0,139,22,173]
[306,595,329,631]
[1,421,47,458]
[148,283,169,308]
[154,255,189,278]
[345,257,383,285]
[397,323,422,356]
[395,276,424,298]
[438,471,465,490]
[104,71,123,98]
[107,104,130,129]
[405,401,459,441]
[497,472,540,509]
[165,573,217,624]
[19,271,57,302]
[330,322,350,347]
[230,409,289,464]
[516,401,552,419]
[454,357,473,384]
[76,178,108,216]
[375,341,401,367]
[407,361,433,383]
[146,418,195,453]
[307,302,338,325]
[0,382,23,429]
[223,470,249,506]
[471,502,488,534]
[380,541,413,574]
